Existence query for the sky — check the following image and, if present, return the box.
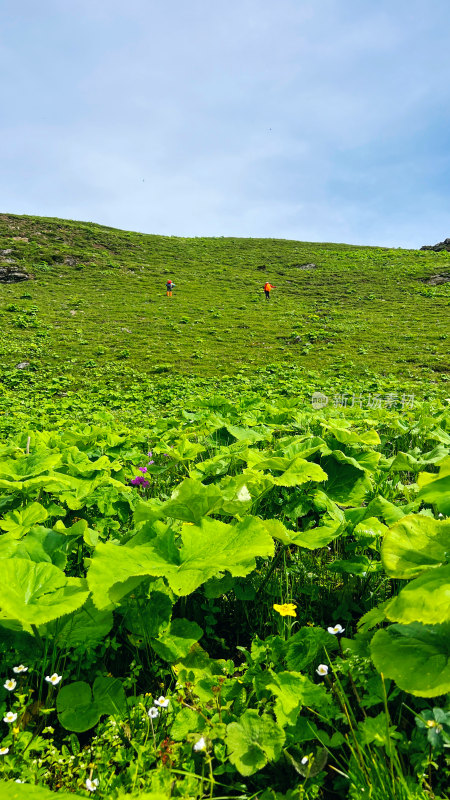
[2,0,450,247]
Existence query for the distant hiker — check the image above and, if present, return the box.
[263,281,276,300]
[166,280,175,297]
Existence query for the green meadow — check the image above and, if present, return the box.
[0,214,449,800]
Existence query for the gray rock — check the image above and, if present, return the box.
[15,362,30,370]
[0,267,32,283]
[420,238,450,252]
[420,273,450,286]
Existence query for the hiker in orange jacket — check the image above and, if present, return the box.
[263,281,276,300]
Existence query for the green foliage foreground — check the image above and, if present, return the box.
[0,392,449,800]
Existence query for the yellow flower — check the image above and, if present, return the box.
[273,603,297,617]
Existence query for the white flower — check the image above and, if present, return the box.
[15,779,25,783]
[45,673,62,686]
[4,679,17,691]
[193,736,206,752]
[3,712,18,724]
[0,747,9,755]
[148,707,159,719]
[154,696,169,708]
[328,624,345,635]
[86,778,99,792]
[316,664,329,676]
[301,756,309,765]
[13,665,28,674]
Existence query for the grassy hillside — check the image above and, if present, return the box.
[0,213,449,396]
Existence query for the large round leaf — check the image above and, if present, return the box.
[226,709,285,776]
[382,515,450,578]
[386,565,450,625]
[0,559,89,626]
[370,622,450,697]
[57,676,126,731]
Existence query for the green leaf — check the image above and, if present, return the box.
[289,522,344,549]
[321,423,380,446]
[0,502,49,537]
[0,559,89,626]
[151,618,203,662]
[271,457,327,487]
[122,590,173,639]
[226,709,285,776]
[385,565,450,624]
[382,514,450,578]
[88,515,274,605]
[0,452,62,480]
[163,478,222,523]
[322,456,372,506]
[50,599,114,649]
[417,458,450,515]
[357,713,399,750]
[171,707,206,740]
[0,781,85,799]
[57,676,126,731]
[370,622,450,697]
[286,627,338,671]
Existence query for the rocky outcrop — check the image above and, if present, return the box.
[0,266,33,283]
[421,238,450,252]
[420,273,450,286]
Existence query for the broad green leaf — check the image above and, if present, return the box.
[122,590,173,639]
[382,514,450,578]
[321,422,380,446]
[0,502,48,537]
[286,627,338,671]
[88,515,274,605]
[0,526,75,569]
[370,622,450,697]
[171,707,206,740]
[271,457,327,487]
[0,781,85,799]
[57,676,126,731]
[385,565,450,624]
[226,709,285,776]
[322,456,372,506]
[354,517,388,538]
[417,458,450,515]
[163,478,222,523]
[263,670,332,727]
[290,521,344,549]
[151,618,203,662]
[0,452,62,480]
[50,599,114,648]
[0,559,89,626]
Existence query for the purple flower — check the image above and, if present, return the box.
[138,466,148,473]
[130,476,150,488]
[148,460,154,465]
[147,451,153,458]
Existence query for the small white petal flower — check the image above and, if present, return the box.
[0,747,9,755]
[13,665,28,674]
[316,664,329,676]
[45,673,62,686]
[154,695,169,708]
[3,712,18,724]
[4,679,17,691]
[86,778,99,792]
[327,624,345,635]
[15,779,25,782]
[301,756,309,765]
[193,736,206,752]
[148,707,159,719]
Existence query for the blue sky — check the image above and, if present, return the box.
[2,0,450,247]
